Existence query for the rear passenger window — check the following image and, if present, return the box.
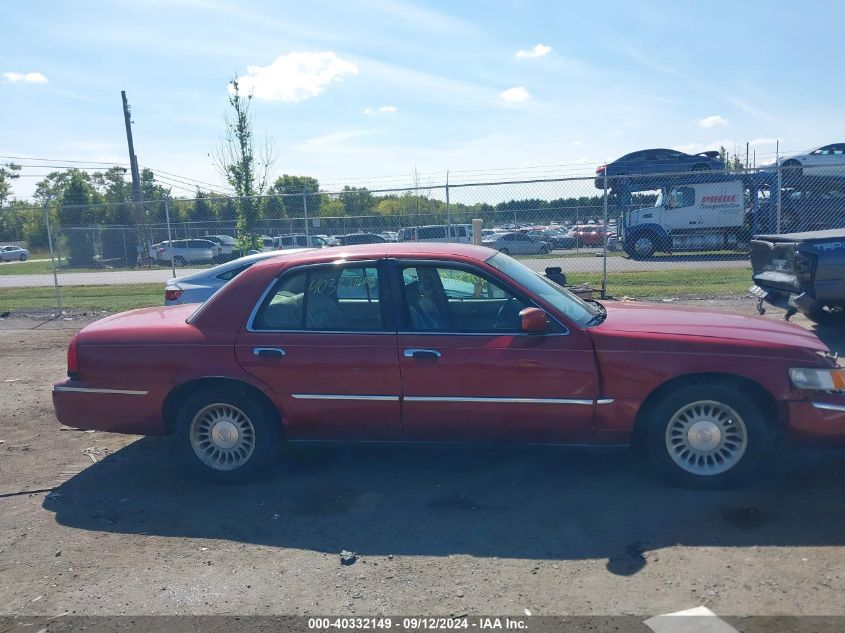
[252,265,383,331]
[217,263,251,281]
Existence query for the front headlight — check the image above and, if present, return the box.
[789,367,845,392]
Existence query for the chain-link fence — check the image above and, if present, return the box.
[2,162,844,314]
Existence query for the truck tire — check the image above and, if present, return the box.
[802,305,845,326]
[626,234,656,259]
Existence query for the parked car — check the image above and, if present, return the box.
[482,232,551,255]
[526,229,577,249]
[750,228,845,325]
[596,149,725,188]
[273,234,329,249]
[53,243,845,488]
[204,235,237,257]
[397,225,473,244]
[163,249,311,305]
[0,245,29,262]
[149,239,221,265]
[379,231,398,242]
[779,143,845,177]
[336,233,387,246]
[569,225,612,247]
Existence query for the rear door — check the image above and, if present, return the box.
[394,260,598,443]
[236,259,401,441]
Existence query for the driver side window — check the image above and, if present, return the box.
[400,265,527,333]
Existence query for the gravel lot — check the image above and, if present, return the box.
[1,297,844,619]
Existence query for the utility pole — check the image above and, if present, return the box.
[121,91,142,203]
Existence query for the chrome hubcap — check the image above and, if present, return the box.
[190,403,255,471]
[665,400,747,476]
[634,238,653,255]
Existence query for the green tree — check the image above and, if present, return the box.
[340,186,374,216]
[269,175,321,218]
[0,163,21,206]
[59,170,101,266]
[213,78,274,250]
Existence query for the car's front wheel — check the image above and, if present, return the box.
[646,384,769,488]
[176,388,282,482]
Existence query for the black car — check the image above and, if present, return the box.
[336,233,387,246]
[750,228,845,325]
[595,148,725,188]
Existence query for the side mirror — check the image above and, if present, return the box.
[519,307,549,334]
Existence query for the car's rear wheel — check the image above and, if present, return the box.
[646,384,769,488]
[173,256,186,266]
[19,253,27,261]
[176,388,282,483]
[540,244,552,255]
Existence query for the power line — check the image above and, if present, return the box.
[0,154,128,166]
[140,165,233,192]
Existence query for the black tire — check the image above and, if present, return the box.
[691,163,711,172]
[540,244,552,255]
[498,248,510,255]
[802,304,845,326]
[782,160,803,178]
[626,234,656,259]
[19,253,27,261]
[645,383,770,489]
[173,256,186,266]
[175,387,283,483]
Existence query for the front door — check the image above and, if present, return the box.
[393,260,598,443]
[236,260,401,441]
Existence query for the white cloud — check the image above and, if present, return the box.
[364,105,398,115]
[516,44,551,59]
[698,115,728,128]
[2,71,48,84]
[235,52,358,103]
[500,86,531,103]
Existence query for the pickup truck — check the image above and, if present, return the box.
[750,229,845,325]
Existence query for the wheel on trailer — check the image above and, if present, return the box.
[781,159,803,178]
[626,234,656,259]
[176,387,282,483]
[646,383,770,488]
[802,304,845,326]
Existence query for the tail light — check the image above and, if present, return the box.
[156,247,165,253]
[794,251,816,285]
[165,288,183,302]
[596,165,606,175]
[67,335,80,379]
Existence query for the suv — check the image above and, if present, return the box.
[273,234,329,249]
[398,224,473,243]
[150,239,221,265]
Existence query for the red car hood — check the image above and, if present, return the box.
[591,301,828,352]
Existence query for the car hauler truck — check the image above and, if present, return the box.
[621,180,748,258]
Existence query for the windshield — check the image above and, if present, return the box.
[486,252,600,327]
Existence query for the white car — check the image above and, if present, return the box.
[204,234,237,257]
[0,245,29,262]
[397,224,473,243]
[164,249,312,305]
[149,239,222,265]
[273,234,330,249]
[481,232,552,255]
[780,143,845,177]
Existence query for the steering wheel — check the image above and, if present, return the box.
[493,297,521,330]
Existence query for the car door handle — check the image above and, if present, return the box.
[253,347,286,358]
[403,348,442,359]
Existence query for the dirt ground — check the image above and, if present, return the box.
[1,296,844,619]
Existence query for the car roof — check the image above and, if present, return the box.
[173,249,313,282]
[249,242,497,272]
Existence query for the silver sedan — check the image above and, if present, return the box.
[481,232,551,255]
[163,249,312,305]
[0,245,30,262]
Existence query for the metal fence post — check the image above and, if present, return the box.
[776,145,783,234]
[43,203,62,314]
[163,198,175,277]
[446,171,452,243]
[601,166,609,299]
[303,190,310,242]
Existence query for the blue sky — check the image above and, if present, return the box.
[2,0,843,199]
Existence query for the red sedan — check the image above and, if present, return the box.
[53,243,845,487]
